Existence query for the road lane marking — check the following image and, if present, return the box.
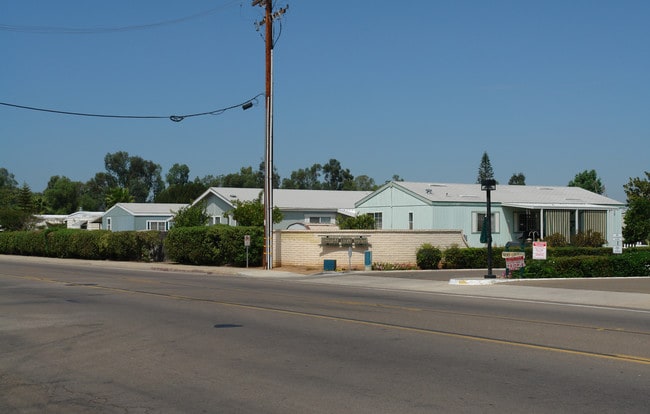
[4,272,649,366]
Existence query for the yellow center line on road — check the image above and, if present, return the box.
[4,272,650,366]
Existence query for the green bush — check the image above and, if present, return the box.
[416,243,442,270]
[440,244,463,269]
[571,230,606,247]
[165,225,263,266]
[523,250,650,278]
[440,247,507,269]
[0,229,165,262]
[164,227,216,265]
[544,233,568,247]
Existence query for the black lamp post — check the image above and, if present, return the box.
[481,179,497,279]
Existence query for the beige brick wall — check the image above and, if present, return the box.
[273,229,468,270]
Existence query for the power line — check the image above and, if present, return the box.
[0,93,263,122]
[0,1,240,34]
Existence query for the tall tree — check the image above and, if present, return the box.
[221,166,260,188]
[80,172,117,211]
[155,182,207,203]
[166,163,190,186]
[105,187,135,209]
[568,169,604,194]
[281,164,322,189]
[195,175,221,187]
[17,183,35,213]
[44,175,81,214]
[623,171,650,200]
[476,152,496,184]
[353,175,377,191]
[322,159,354,190]
[0,167,18,189]
[0,168,18,209]
[623,171,650,244]
[508,173,526,185]
[104,152,164,202]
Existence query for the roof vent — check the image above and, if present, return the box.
[537,187,554,191]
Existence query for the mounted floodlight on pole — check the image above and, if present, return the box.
[481,179,497,279]
[252,0,288,270]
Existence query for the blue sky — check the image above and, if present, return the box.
[2,0,648,203]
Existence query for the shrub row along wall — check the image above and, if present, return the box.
[0,226,263,266]
[273,229,469,269]
[165,225,263,266]
[523,249,650,278]
[0,229,165,262]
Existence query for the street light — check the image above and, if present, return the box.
[481,179,497,279]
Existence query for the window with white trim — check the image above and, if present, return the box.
[306,215,332,224]
[106,217,112,231]
[472,212,499,233]
[369,212,382,229]
[211,216,222,225]
[408,212,414,230]
[147,220,167,231]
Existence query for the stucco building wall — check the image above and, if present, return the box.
[273,229,468,269]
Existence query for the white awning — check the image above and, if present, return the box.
[501,203,620,210]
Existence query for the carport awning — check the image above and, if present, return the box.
[501,203,620,211]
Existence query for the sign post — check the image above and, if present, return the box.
[348,246,352,272]
[244,235,251,268]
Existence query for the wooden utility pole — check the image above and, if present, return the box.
[252,1,288,269]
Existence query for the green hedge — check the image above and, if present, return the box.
[522,250,650,278]
[164,225,263,266]
[0,229,165,262]
[439,245,650,278]
[441,246,507,269]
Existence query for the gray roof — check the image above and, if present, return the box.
[200,187,371,211]
[387,182,624,207]
[108,203,188,216]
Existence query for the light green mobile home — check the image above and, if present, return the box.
[102,203,188,232]
[355,182,624,248]
[193,187,371,230]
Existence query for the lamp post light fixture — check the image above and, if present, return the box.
[481,179,497,279]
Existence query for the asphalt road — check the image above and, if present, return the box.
[358,268,650,294]
[1,258,649,413]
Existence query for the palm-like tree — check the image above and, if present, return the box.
[105,187,135,209]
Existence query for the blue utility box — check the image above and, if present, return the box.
[323,259,337,271]
[364,250,372,271]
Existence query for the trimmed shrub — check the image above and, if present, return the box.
[544,233,568,247]
[0,229,165,262]
[416,243,442,270]
[523,250,650,278]
[165,225,263,266]
[571,230,606,247]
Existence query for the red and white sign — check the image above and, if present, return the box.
[533,241,547,260]
[505,256,525,270]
